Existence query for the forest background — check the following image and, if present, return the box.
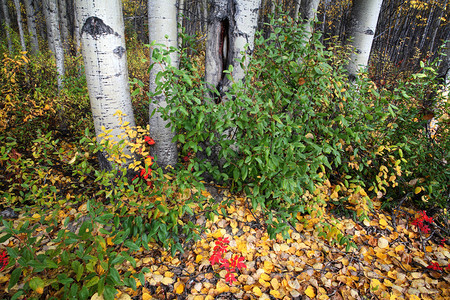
[0,0,449,299]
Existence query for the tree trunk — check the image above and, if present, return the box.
[205,0,262,102]
[77,0,137,171]
[24,0,39,54]
[58,0,70,50]
[204,0,228,102]
[298,0,320,36]
[13,0,27,53]
[45,0,65,91]
[177,0,185,48]
[1,0,13,54]
[345,0,383,80]
[148,0,179,170]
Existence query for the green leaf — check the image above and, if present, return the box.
[103,285,117,300]
[29,277,45,292]
[85,276,99,288]
[0,233,11,243]
[8,268,21,290]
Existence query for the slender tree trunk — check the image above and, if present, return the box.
[58,0,70,51]
[13,0,27,53]
[1,0,13,54]
[25,0,39,54]
[205,0,228,102]
[345,0,383,80]
[445,40,450,93]
[45,0,65,91]
[205,0,262,101]
[177,0,185,48]
[298,0,320,36]
[77,0,137,171]
[73,0,80,55]
[148,0,179,170]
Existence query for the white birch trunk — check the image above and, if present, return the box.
[205,0,261,101]
[299,0,320,36]
[177,0,185,48]
[25,0,39,54]
[1,0,13,54]
[13,0,27,52]
[205,0,228,102]
[226,0,261,91]
[345,0,382,80]
[445,40,450,93]
[45,0,65,91]
[76,0,136,170]
[148,0,179,170]
[73,3,80,55]
[58,0,70,50]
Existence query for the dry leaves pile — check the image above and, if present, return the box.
[1,190,449,300]
[111,192,449,300]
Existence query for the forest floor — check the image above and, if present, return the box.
[1,188,449,300]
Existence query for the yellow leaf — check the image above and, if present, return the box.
[414,187,422,194]
[271,278,280,290]
[174,281,184,294]
[305,286,316,298]
[379,218,388,227]
[216,280,229,293]
[305,133,314,139]
[253,286,262,296]
[270,290,282,298]
[142,293,151,300]
[370,279,382,291]
[196,255,203,263]
[260,273,271,281]
[161,277,174,285]
[394,245,405,253]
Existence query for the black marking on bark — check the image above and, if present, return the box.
[81,16,120,40]
[364,28,374,35]
[113,46,126,58]
[215,18,230,103]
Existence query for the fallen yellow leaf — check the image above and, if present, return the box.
[142,293,151,300]
[305,286,316,298]
[253,286,262,296]
[174,281,184,294]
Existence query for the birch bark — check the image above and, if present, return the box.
[148,0,179,170]
[345,0,382,80]
[205,0,261,102]
[58,0,70,50]
[45,0,65,91]
[77,0,136,170]
[298,0,320,36]
[1,0,13,54]
[13,0,27,52]
[24,0,39,54]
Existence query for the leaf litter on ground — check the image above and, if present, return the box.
[0,188,449,300]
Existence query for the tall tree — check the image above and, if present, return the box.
[205,0,262,102]
[298,0,320,35]
[345,0,383,80]
[13,0,27,52]
[45,0,65,91]
[148,0,179,170]
[1,0,14,54]
[24,0,39,54]
[58,0,70,50]
[77,0,136,170]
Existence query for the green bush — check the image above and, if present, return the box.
[153,14,404,239]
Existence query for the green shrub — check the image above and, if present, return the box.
[152,14,403,239]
